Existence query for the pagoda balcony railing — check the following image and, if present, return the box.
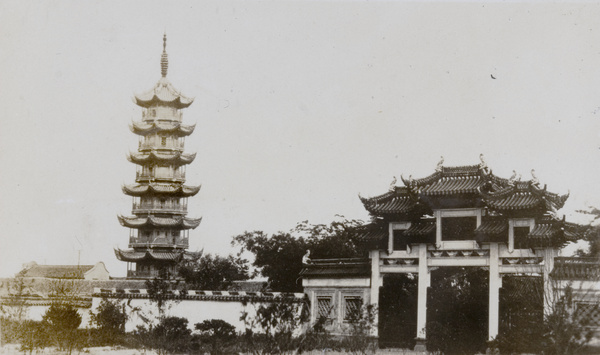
[127,270,159,278]
[132,203,187,214]
[136,172,185,182]
[139,141,185,150]
[128,237,189,249]
[142,109,182,121]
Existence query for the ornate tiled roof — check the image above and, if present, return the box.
[357,225,387,243]
[475,218,508,243]
[480,182,568,212]
[122,183,201,197]
[114,249,186,262]
[128,151,196,166]
[404,221,436,236]
[134,36,193,109]
[117,215,202,229]
[299,258,370,278]
[361,159,568,216]
[402,221,436,244]
[359,187,419,216]
[506,218,567,248]
[130,121,196,136]
[135,77,194,109]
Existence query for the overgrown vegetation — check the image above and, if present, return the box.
[178,252,250,291]
[88,298,127,345]
[232,218,365,292]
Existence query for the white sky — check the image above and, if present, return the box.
[1,1,600,277]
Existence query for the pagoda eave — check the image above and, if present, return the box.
[130,121,196,136]
[122,183,201,197]
[127,151,196,166]
[118,215,202,229]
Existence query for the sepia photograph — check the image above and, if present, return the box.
[1,1,600,353]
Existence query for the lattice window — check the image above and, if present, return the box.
[344,297,363,321]
[317,297,332,319]
[575,303,600,327]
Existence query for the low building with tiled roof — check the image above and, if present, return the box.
[17,261,110,281]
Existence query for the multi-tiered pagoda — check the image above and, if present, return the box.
[115,35,201,279]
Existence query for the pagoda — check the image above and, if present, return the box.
[115,35,202,279]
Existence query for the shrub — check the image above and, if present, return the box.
[195,319,237,354]
[340,304,377,355]
[134,316,192,354]
[89,298,128,346]
[42,303,82,354]
[240,295,310,353]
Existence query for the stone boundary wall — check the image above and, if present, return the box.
[92,289,307,332]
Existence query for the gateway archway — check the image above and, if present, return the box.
[301,158,580,351]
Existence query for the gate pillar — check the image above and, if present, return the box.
[489,243,502,341]
[415,243,430,351]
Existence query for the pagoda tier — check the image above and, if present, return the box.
[118,215,202,229]
[130,121,196,136]
[134,77,194,109]
[127,151,196,166]
[114,249,200,263]
[122,183,201,197]
[116,35,201,279]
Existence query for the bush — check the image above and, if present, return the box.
[89,298,127,345]
[195,319,237,354]
[42,303,82,354]
[340,304,378,355]
[240,295,310,353]
[134,316,192,354]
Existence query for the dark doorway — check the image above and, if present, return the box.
[427,267,489,354]
[378,273,418,349]
[498,276,544,353]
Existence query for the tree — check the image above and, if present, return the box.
[232,218,365,292]
[0,277,31,322]
[576,207,600,257]
[42,303,82,354]
[152,316,192,354]
[178,253,250,290]
[195,319,236,354]
[240,294,310,353]
[145,268,176,316]
[89,298,127,345]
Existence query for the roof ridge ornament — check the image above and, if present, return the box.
[509,170,518,185]
[435,156,444,172]
[389,176,397,192]
[479,154,490,174]
[531,169,540,186]
[161,33,168,77]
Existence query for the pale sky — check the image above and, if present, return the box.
[1,1,600,277]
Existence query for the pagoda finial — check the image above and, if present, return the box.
[161,33,168,77]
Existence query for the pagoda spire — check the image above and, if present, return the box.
[161,33,168,77]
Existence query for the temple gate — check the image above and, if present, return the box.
[301,157,581,351]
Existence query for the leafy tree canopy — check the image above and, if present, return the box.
[178,253,250,290]
[89,298,127,340]
[232,218,365,292]
[575,207,600,257]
